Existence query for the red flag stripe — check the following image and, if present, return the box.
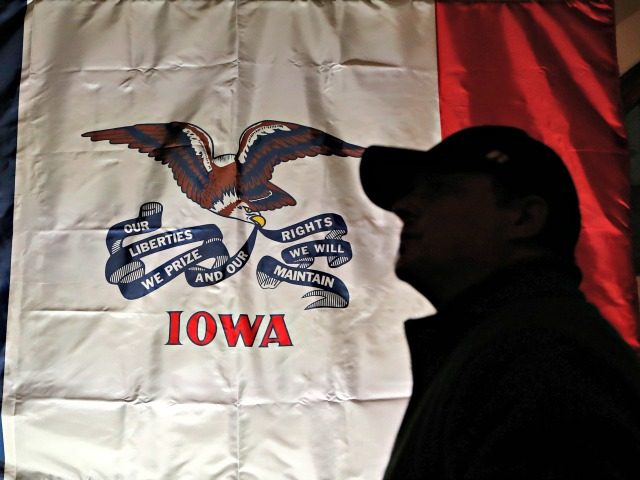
[435,0,639,349]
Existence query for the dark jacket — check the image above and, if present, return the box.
[384,258,640,480]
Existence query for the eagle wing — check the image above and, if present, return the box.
[243,181,298,212]
[236,121,364,203]
[82,122,217,208]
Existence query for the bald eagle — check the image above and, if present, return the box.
[82,120,364,227]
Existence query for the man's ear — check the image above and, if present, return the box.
[507,195,549,240]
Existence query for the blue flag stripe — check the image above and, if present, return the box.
[0,1,27,475]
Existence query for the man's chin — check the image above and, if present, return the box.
[395,259,438,296]
[395,260,417,286]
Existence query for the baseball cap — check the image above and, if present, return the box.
[360,125,581,256]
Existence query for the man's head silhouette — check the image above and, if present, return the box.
[360,125,581,307]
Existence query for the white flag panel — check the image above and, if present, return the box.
[4,2,436,478]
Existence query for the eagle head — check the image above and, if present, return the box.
[227,202,266,227]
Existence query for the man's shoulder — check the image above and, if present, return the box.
[448,293,640,400]
[477,293,630,355]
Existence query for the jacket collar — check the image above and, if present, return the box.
[404,257,583,392]
[438,256,582,319]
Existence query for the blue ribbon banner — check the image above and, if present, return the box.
[104,203,352,308]
[256,214,351,309]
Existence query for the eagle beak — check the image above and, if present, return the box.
[250,214,266,228]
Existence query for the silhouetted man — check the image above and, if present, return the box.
[360,126,640,480]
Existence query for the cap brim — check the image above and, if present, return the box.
[360,145,430,211]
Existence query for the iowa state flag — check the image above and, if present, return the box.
[0,1,634,478]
